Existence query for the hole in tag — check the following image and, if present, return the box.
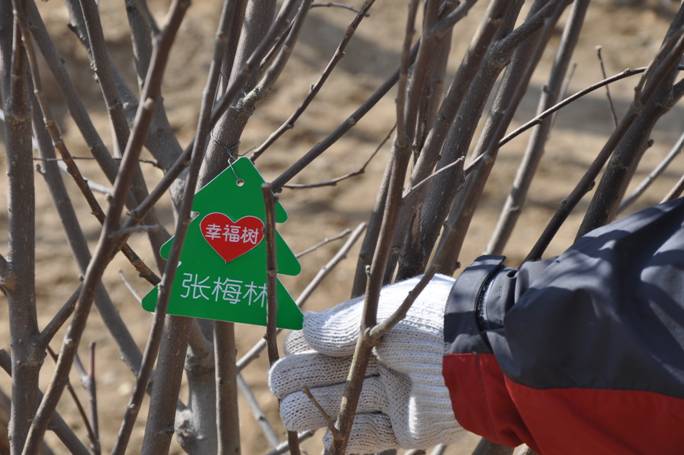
[236,178,245,187]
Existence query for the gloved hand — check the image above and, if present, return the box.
[268,274,464,452]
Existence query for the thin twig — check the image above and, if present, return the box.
[250,0,376,160]
[620,129,684,212]
[38,285,82,348]
[527,32,684,261]
[33,155,162,168]
[302,386,340,437]
[270,40,418,191]
[499,65,684,148]
[237,373,280,448]
[402,156,467,203]
[662,173,684,202]
[109,224,161,239]
[88,342,99,454]
[263,183,280,366]
[0,253,10,291]
[78,0,131,157]
[369,271,435,339]
[577,30,684,236]
[283,124,394,189]
[266,431,316,455]
[311,1,368,15]
[596,46,619,128]
[295,228,352,258]
[45,347,98,452]
[118,271,142,303]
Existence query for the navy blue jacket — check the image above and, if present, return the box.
[442,198,684,454]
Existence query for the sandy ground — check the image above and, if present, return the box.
[1,0,683,453]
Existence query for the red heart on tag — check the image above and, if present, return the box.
[200,212,265,263]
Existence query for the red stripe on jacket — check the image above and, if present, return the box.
[443,352,684,454]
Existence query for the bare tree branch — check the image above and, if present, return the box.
[45,347,98,452]
[29,83,160,286]
[596,46,619,128]
[389,0,514,280]
[486,0,589,255]
[30,94,145,372]
[250,0,374,160]
[78,0,131,156]
[2,5,41,452]
[88,343,100,454]
[200,0,299,184]
[0,253,9,289]
[22,2,190,450]
[662,173,684,202]
[68,0,169,269]
[124,0,157,85]
[263,182,301,455]
[578,24,684,235]
[266,431,315,455]
[236,373,280,447]
[398,0,550,278]
[403,0,455,155]
[26,0,119,180]
[113,1,237,452]
[351,157,391,297]
[115,26,416,225]
[38,285,81,348]
[209,321,239,453]
[0,351,90,455]
[263,184,280,366]
[65,0,184,173]
[527,27,684,261]
[271,40,419,190]
[619,130,684,212]
[284,123,392,189]
[242,0,312,115]
[499,67,682,149]
[311,2,367,15]
[331,2,419,452]
[295,228,352,258]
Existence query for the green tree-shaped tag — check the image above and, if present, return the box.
[141,157,303,329]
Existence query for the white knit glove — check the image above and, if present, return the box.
[268,274,463,453]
